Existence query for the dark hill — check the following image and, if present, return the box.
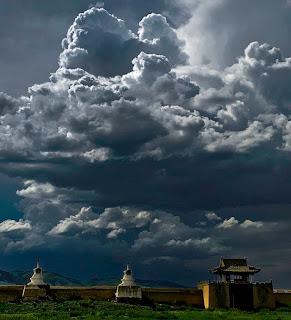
[88,276,185,288]
[0,270,82,286]
[0,270,185,288]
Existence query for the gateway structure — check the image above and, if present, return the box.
[199,257,275,310]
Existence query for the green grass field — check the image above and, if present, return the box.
[0,301,290,320]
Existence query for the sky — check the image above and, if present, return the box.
[0,0,291,287]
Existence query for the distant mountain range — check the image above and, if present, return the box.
[0,270,82,286]
[0,270,185,288]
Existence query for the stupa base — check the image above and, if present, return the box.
[22,284,51,300]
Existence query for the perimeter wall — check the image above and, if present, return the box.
[0,285,289,309]
[0,285,204,307]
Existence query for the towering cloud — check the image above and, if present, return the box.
[60,8,187,77]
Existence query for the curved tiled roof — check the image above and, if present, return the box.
[211,258,261,274]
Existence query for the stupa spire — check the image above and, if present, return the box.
[36,257,40,269]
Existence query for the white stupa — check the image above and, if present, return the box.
[27,259,47,287]
[115,265,142,302]
[22,259,49,299]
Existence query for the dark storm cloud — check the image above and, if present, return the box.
[0,11,291,219]
[0,3,291,285]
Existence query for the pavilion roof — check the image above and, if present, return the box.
[211,258,261,274]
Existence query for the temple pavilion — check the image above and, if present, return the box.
[211,258,261,283]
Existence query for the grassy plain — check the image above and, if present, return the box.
[0,301,290,320]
